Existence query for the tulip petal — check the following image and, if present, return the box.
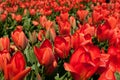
[11,67,31,80]
[64,63,78,74]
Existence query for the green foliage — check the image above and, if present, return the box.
[92,37,109,52]
[115,72,120,80]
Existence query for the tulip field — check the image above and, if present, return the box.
[1,0,120,80]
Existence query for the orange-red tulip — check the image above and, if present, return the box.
[11,26,28,50]
[0,51,10,71]
[0,37,10,51]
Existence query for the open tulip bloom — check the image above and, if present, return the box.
[0,0,120,80]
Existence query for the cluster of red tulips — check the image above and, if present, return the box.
[0,0,120,80]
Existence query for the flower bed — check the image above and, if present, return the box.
[0,0,120,80]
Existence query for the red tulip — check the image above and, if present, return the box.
[29,9,36,16]
[32,20,39,26]
[11,26,28,50]
[97,52,110,74]
[0,13,7,22]
[49,27,56,41]
[34,39,54,66]
[58,21,71,36]
[98,46,120,80]
[39,16,47,27]
[0,37,10,51]
[71,28,93,50]
[92,10,103,24]
[54,36,70,58]
[97,22,113,41]
[15,15,22,22]
[107,46,120,72]
[4,51,31,80]
[38,30,45,41]
[60,12,69,21]
[98,68,116,80]
[77,10,88,21]
[34,39,57,74]
[0,51,10,71]
[107,16,117,29]
[64,44,100,80]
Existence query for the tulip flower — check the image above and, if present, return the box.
[77,10,88,21]
[98,46,120,80]
[4,51,31,80]
[69,16,76,29]
[98,68,116,80]
[34,39,54,66]
[92,10,103,24]
[0,37,10,51]
[0,51,10,71]
[107,46,120,72]
[29,9,36,16]
[54,36,70,59]
[97,22,114,41]
[60,12,69,22]
[38,30,45,41]
[15,14,22,22]
[39,16,47,27]
[34,39,57,74]
[11,26,28,50]
[58,21,71,36]
[0,13,7,22]
[64,44,100,80]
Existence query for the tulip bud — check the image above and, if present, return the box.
[11,26,28,50]
[38,30,45,41]
[0,13,7,22]
[15,14,22,22]
[69,16,76,28]
[29,9,36,16]
[0,37,10,51]
[0,51,10,71]
[29,31,37,44]
[32,20,39,26]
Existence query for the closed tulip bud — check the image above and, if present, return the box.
[38,30,45,41]
[50,27,56,41]
[0,13,7,22]
[0,51,11,71]
[69,16,76,28]
[0,37,10,51]
[32,20,39,26]
[15,14,22,22]
[11,26,28,50]
[29,31,37,44]
[29,9,36,16]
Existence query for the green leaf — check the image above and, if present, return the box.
[24,44,37,64]
[115,72,120,80]
[0,72,4,80]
